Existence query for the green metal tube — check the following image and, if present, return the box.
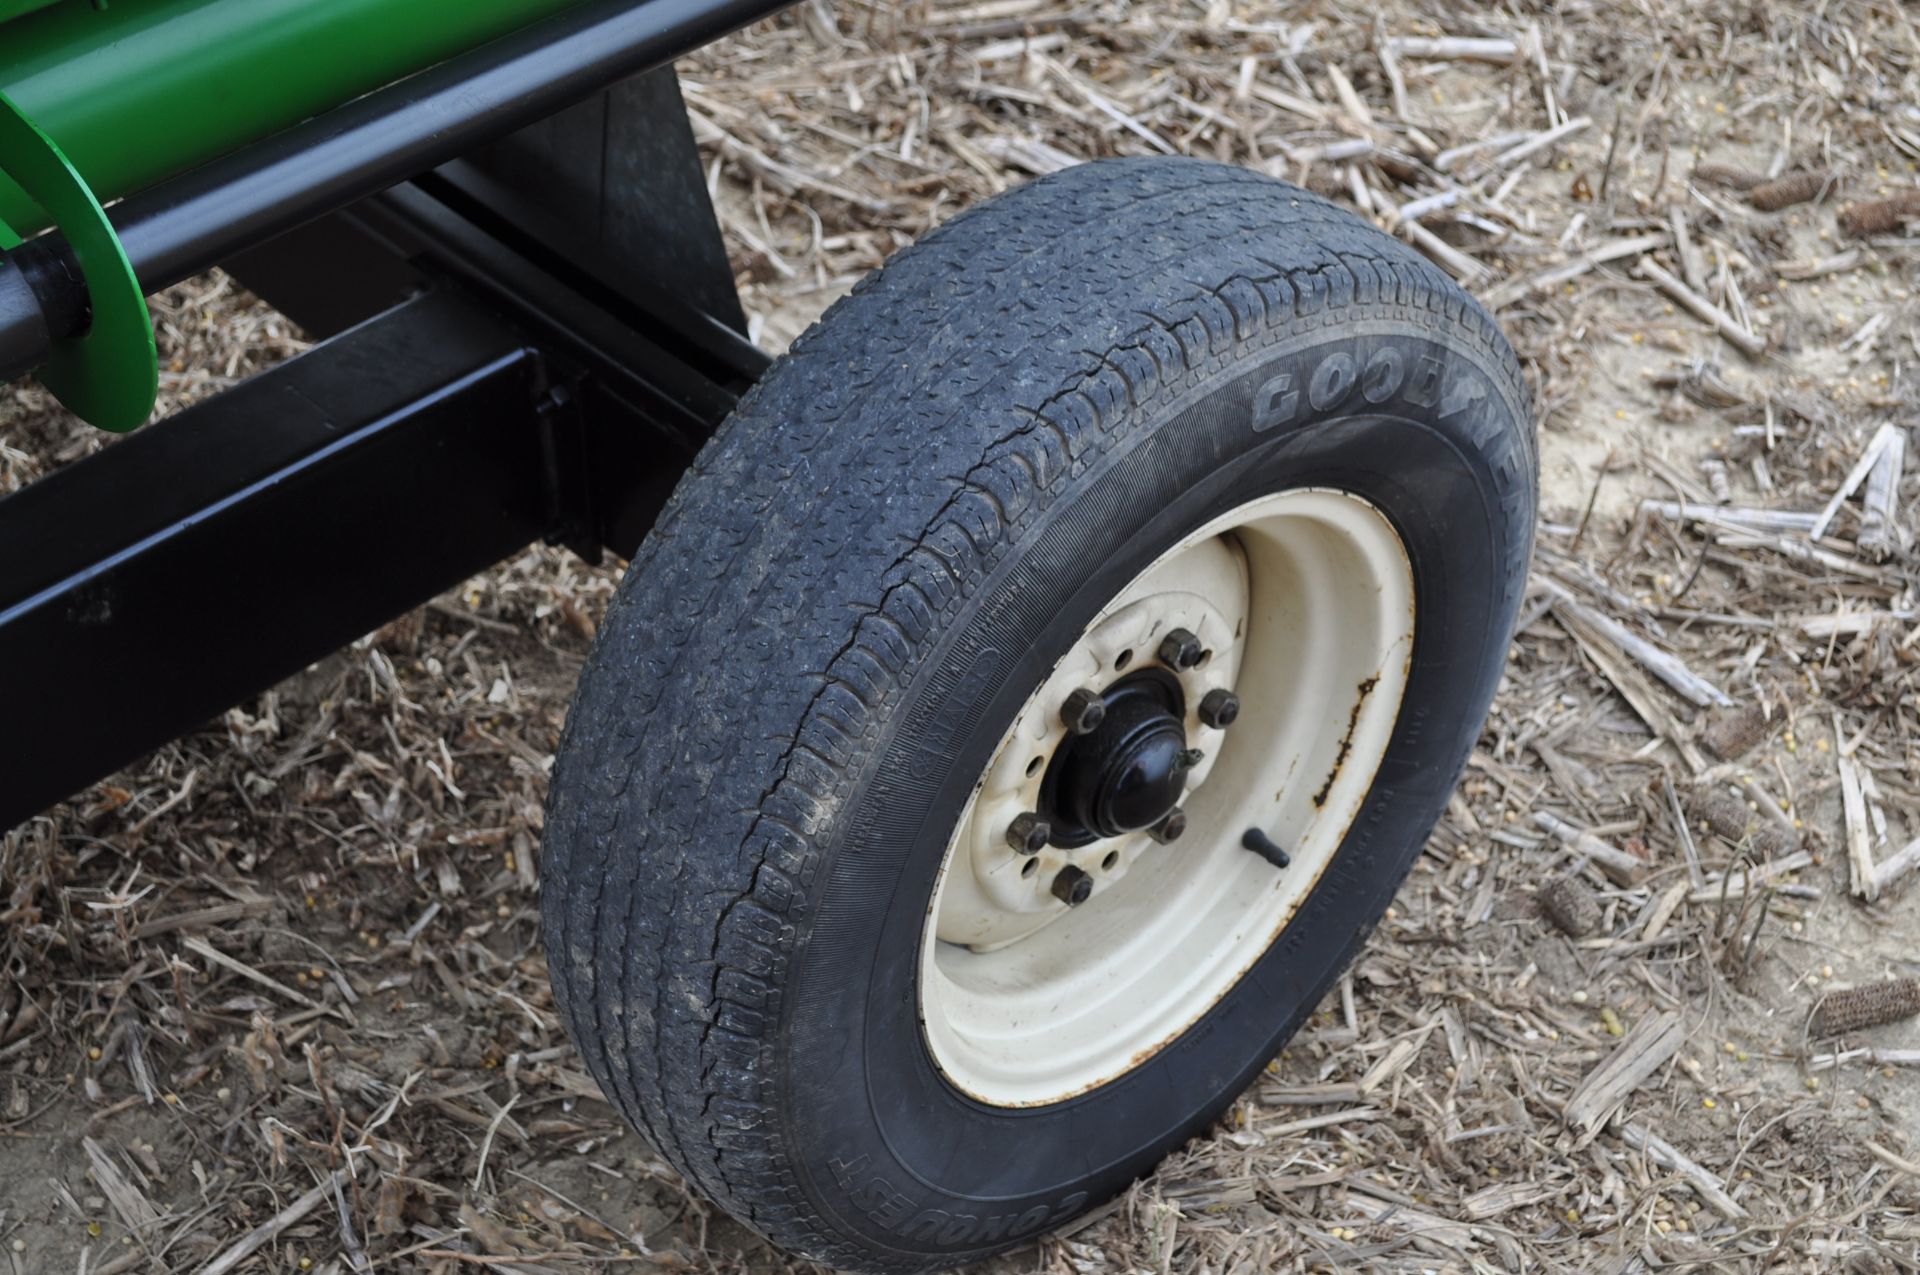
[0,0,63,25]
[0,0,591,236]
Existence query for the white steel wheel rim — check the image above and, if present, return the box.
[918,488,1415,1108]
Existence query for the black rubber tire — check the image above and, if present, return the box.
[541,156,1535,1273]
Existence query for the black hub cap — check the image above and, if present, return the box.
[1042,669,1190,847]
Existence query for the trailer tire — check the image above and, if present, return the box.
[541,156,1534,1273]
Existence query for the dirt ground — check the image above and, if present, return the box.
[5,0,1920,1271]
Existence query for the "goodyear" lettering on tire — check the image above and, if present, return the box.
[1253,344,1487,434]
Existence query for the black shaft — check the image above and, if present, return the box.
[0,255,48,383]
[0,236,87,382]
[0,0,791,377]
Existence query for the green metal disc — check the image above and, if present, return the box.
[0,89,156,431]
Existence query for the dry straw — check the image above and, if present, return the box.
[5,0,1920,1269]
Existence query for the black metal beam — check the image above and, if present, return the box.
[0,291,559,830]
[252,167,768,559]
[222,61,755,362]
[380,171,763,422]
[217,213,427,342]
[219,176,765,560]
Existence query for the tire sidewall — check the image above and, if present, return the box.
[782,318,1532,1264]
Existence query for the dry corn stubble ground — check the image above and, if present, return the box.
[5,0,1920,1271]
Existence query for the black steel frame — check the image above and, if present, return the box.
[0,57,772,831]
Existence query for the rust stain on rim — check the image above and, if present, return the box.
[1311,674,1380,809]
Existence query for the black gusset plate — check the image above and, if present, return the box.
[0,291,554,829]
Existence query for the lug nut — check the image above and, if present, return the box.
[1157,628,1204,671]
[1050,864,1094,906]
[1005,812,1050,855]
[1149,808,1188,844]
[1198,688,1240,729]
[1060,687,1106,735]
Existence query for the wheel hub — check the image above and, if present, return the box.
[1045,670,1190,844]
